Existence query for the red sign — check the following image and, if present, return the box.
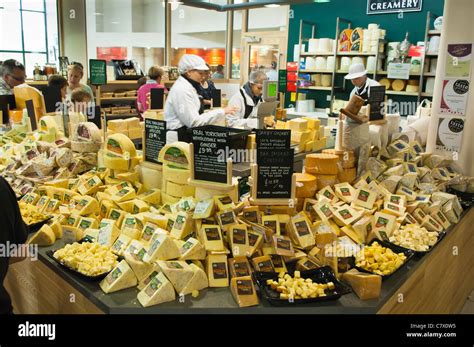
[97,47,128,62]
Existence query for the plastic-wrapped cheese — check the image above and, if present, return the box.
[100,260,138,294]
[106,133,136,158]
[305,153,340,175]
[137,272,176,307]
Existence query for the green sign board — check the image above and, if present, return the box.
[278,69,287,93]
[89,59,107,85]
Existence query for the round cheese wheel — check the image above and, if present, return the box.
[392,79,407,91]
[316,174,337,190]
[337,167,357,184]
[322,149,356,169]
[295,172,318,198]
[406,85,419,93]
[305,153,340,175]
[379,78,391,90]
[106,133,137,158]
[73,122,102,143]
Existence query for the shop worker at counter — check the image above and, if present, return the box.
[227,70,267,129]
[346,63,381,112]
[164,54,238,143]
[0,59,26,95]
[67,62,94,101]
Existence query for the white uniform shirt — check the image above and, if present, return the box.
[227,86,261,129]
[164,76,225,143]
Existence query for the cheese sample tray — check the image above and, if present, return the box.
[47,238,121,281]
[253,266,351,306]
[386,231,447,258]
[352,240,414,280]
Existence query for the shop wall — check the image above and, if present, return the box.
[287,0,445,109]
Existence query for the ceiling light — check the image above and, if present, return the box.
[264,4,280,8]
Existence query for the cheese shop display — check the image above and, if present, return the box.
[354,241,407,276]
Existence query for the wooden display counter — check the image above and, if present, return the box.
[5,208,474,314]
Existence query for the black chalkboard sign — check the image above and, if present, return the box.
[25,100,37,131]
[42,85,62,113]
[368,85,386,122]
[144,118,167,164]
[150,88,165,110]
[191,127,228,184]
[0,95,16,124]
[256,148,294,199]
[211,89,221,108]
[256,129,290,150]
[89,59,107,86]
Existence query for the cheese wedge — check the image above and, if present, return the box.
[29,225,56,246]
[179,237,206,260]
[100,260,138,294]
[137,272,176,307]
[144,233,180,262]
[231,276,259,307]
[342,268,381,300]
[157,260,194,294]
[180,263,209,295]
[206,254,229,287]
[200,224,225,252]
[228,257,252,278]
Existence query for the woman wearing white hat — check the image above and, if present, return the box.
[164,54,238,143]
[345,63,381,106]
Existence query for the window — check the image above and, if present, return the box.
[0,0,59,76]
[86,0,166,74]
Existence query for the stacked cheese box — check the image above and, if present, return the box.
[275,117,327,153]
[106,117,144,140]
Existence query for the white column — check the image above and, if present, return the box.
[426,0,474,176]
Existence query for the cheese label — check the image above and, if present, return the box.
[276,237,291,250]
[145,276,163,297]
[357,190,370,202]
[322,189,335,200]
[219,211,235,225]
[406,163,417,173]
[232,228,246,245]
[205,227,221,241]
[233,262,250,277]
[318,204,333,218]
[78,219,92,230]
[168,261,184,269]
[270,254,284,268]
[375,216,389,228]
[116,188,130,197]
[142,271,159,288]
[389,195,403,205]
[295,221,310,237]
[257,260,274,272]
[65,217,77,226]
[340,187,351,197]
[339,209,353,220]
[386,203,400,212]
[166,218,175,232]
[248,232,260,247]
[263,220,277,233]
[174,215,186,232]
[106,267,122,285]
[243,210,259,223]
[236,279,254,296]
[212,263,228,279]
[142,225,155,242]
[112,239,125,253]
[163,147,189,166]
[109,209,121,221]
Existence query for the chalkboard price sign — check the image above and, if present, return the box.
[144,119,167,164]
[191,128,228,184]
[368,85,386,122]
[150,88,165,110]
[256,148,294,199]
[89,59,107,86]
[256,129,290,150]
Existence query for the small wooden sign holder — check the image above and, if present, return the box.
[248,163,297,207]
[187,143,236,200]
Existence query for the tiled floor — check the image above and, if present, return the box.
[460,290,474,314]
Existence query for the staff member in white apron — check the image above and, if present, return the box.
[164,54,238,143]
[227,70,268,129]
[346,63,381,106]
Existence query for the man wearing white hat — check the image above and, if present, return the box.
[345,62,381,106]
[164,54,238,143]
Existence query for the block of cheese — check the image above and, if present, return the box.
[97,220,120,247]
[431,210,451,230]
[179,237,206,260]
[373,212,397,239]
[421,216,443,232]
[165,180,195,197]
[139,222,159,244]
[170,212,193,240]
[62,226,84,244]
[338,167,357,184]
[107,119,128,132]
[251,255,275,273]
[162,165,191,185]
[295,173,318,198]
[396,186,417,202]
[137,272,176,307]
[106,133,136,158]
[334,182,356,203]
[229,224,252,257]
[124,252,155,282]
[228,257,252,278]
[77,217,99,231]
[99,260,137,294]
[287,213,315,249]
[305,153,340,175]
[303,117,320,130]
[316,174,337,190]
[121,215,143,240]
[291,130,312,148]
[111,234,132,256]
[342,268,381,300]
[231,276,259,308]
[199,224,225,252]
[193,199,215,220]
[144,233,180,262]
[322,149,356,169]
[332,205,362,226]
[216,210,237,233]
[273,235,295,257]
[262,215,280,235]
[206,254,229,287]
[107,208,126,228]
[317,186,339,203]
[77,175,102,196]
[353,187,377,209]
[158,142,191,169]
[157,260,194,294]
[383,201,406,217]
[48,219,63,239]
[180,263,209,295]
[313,200,334,221]
[288,118,308,132]
[28,225,56,246]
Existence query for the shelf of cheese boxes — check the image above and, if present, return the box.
[104,115,143,141]
[9,114,471,311]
